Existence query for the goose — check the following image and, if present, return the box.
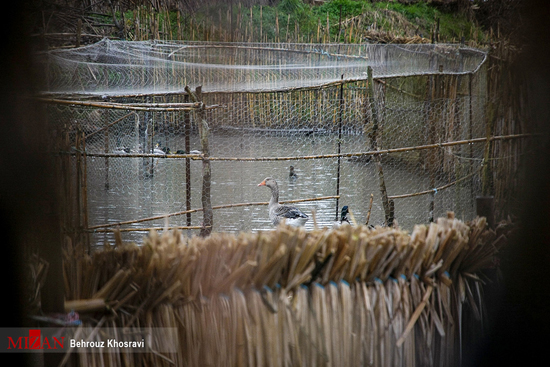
[289,165,298,180]
[258,177,309,227]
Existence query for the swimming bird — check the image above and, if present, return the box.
[113,147,130,154]
[153,143,166,155]
[258,177,309,227]
[332,205,351,228]
[340,205,350,224]
[289,165,298,180]
[175,149,201,155]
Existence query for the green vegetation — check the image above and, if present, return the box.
[121,1,487,45]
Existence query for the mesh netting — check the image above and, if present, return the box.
[43,40,494,245]
[40,39,486,95]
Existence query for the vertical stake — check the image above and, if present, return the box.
[184,94,192,228]
[185,85,213,237]
[336,74,344,221]
[104,119,109,190]
[368,66,392,226]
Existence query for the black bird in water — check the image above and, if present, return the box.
[333,205,351,228]
[289,165,298,181]
[340,205,350,224]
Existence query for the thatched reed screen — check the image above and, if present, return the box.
[38,40,528,246]
[57,214,510,366]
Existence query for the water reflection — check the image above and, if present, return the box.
[87,133,476,245]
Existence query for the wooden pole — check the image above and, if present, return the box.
[335,75,344,221]
[184,94,192,228]
[185,85,213,237]
[88,196,340,230]
[365,193,374,226]
[427,70,437,223]
[368,66,392,225]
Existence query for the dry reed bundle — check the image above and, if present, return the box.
[59,213,510,367]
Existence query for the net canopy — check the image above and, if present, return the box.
[40,39,487,96]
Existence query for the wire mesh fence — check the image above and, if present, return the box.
[41,40,527,246]
[40,39,487,95]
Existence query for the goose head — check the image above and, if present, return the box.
[258,177,277,190]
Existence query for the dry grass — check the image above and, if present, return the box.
[59,212,511,366]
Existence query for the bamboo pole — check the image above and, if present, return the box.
[388,164,484,200]
[89,225,210,233]
[84,112,134,140]
[365,193,374,226]
[38,98,213,111]
[88,196,340,230]
[65,298,106,313]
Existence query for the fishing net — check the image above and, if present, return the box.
[41,39,486,95]
[40,39,502,245]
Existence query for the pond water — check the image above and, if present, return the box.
[86,131,477,246]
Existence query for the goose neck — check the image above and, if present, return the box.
[268,184,279,207]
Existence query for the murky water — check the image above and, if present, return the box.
[87,131,477,246]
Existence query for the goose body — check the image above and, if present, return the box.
[258,177,308,227]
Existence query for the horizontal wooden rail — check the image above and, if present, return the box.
[87,195,339,230]
[38,98,224,111]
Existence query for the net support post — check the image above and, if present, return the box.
[185,85,213,237]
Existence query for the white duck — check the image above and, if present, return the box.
[153,143,165,155]
[258,177,309,227]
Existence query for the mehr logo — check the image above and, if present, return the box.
[7,329,64,350]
